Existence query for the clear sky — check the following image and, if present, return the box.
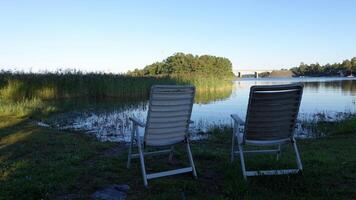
[0,0,355,73]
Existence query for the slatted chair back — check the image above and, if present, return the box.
[144,85,195,146]
[244,83,303,141]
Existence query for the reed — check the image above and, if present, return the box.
[0,98,56,117]
[0,71,175,100]
[0,71,234,116]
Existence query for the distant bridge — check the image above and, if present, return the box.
[233,69,274,78]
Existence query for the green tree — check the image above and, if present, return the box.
[133,52,234,78]
[289,57,356,77]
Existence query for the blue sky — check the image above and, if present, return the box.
[0,0,355,73]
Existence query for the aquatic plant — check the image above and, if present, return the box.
[0,70,233,117]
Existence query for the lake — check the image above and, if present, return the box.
[42,77,356,142]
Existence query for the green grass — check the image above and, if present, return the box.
[0,71,233,101]
[0,71,234,117]
[0,98,57,117]
[317,116,356,136]
[1,117,356,199]
[0,72,177,100]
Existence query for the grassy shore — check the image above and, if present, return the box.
[0,72,234,117]
[1,116,356,199]
[0,72,233,101]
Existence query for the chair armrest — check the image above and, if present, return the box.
[230,114,245,126]
[129,117,145,127]
[231,114,245,144]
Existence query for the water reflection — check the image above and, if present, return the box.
[41,77,356,141]
[302,80,356,96]
[195,81,234,104]
[42,82,234,141]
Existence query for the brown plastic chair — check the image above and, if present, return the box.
[231,83,304,179]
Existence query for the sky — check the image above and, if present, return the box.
[0,0,355,73]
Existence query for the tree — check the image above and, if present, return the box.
[289,57,356,77]
[132,53,234,78]
[342,60,352,75]
[351,57,356,72]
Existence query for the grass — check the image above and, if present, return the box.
[0,71,234,117]
[317,116,356,136]
[0,72,177,100]
[0,71,233,101]
[0,98,57,117]
[1,116,356,199]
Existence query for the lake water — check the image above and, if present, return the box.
[42,77,356,142]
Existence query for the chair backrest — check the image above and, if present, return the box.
[144,85,195,146]
[244,83,303,141]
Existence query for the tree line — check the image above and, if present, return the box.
[291,57,356,77]
[128,53,234,78]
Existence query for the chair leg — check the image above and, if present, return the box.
[127,125,136,169]
[186,140,197,178]
[135,126,148,187]
[169,145,174,162]
[237,143,247,180]
[276,144,282,160]
[231,122,236,163]
[292,139,303,171]
[138,143,148,187]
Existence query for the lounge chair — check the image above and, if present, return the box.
[127,85,197,187]
[230,83,304,179]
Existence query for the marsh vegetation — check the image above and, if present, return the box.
[0,71,234,117]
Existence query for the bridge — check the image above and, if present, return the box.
[233,69,274,78]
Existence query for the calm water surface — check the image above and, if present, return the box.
[44,77,356,141]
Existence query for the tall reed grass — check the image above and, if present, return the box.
[0,98,57,117]
[0,71,177,100]
[0,71,234,117]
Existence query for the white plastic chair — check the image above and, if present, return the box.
[127,85,197,187]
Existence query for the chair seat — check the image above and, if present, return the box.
[134,134,185,147]
[245,138,291,146]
